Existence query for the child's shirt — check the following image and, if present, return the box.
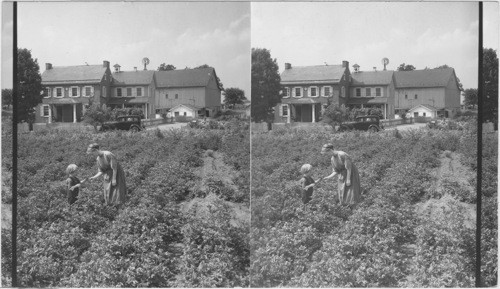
[66,176,80,204]
[301,175,315,204]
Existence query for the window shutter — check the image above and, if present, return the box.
[279,105,283,116]
[40,106,43,116]
[91,86,94,96]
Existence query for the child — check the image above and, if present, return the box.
[299,164,323,204]
[65,164,87,205]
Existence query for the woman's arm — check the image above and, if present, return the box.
[89,171,103,180]
[323,170,337,180]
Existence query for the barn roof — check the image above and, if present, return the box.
[394,68,455,88]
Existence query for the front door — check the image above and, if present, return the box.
[302,104,312,122]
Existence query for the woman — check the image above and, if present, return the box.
[86,143,127,205]
[321,143,361,205]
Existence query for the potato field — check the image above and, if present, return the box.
[251,119,497,287]
[1,121,250,287]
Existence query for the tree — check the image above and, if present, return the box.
[17,48,43,130]
[483,48,498,126]
[224,88,246,108]
[397,63,416,71]
[2,89,12,109]
[463,88,478,108]
[195,64,224,90]
[322,104,350,130]
[435,64,464,91]
[251,48,281,125]
[82,103,112,131]
[158,63,176,71]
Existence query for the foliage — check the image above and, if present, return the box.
[321,104,349,129]
[251,121,480,287]
[158,63,176,71]
[81,104,112,131]
[17,48,43,127]
[483,48,498,124]
[251,48,281,123]
[463,88,478,108]
[4,122,250,287]
[224,87,246,108]
[397,63,416,71]
[2,88,12,108]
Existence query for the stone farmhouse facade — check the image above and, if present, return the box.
[274,62,461,123]
[36,61,221,123]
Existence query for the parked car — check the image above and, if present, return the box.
[338,116,384,132]
[100,115,145,132]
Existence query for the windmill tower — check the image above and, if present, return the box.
[142,57,150,70]
[382,57,389,71]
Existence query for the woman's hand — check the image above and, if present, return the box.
[346,180,351,187]
[70,184,79,190]
[112,179,116,186]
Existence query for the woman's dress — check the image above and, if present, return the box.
[331,151,361,205]
[97,151,127,205]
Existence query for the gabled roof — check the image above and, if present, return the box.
[394,68,455,88]
[42,65,107,85]
[154,67,220,88]
[112,70,155,86]
[281,65,346,85]
[408,104,438,112]
[351,70,394,86]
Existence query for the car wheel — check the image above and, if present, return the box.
[130,126,140,132]
[369,126,378,133]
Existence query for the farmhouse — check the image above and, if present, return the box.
[274,61,462,123]
[37,61,112,123]
[108,65,156,119]
[275,61,351,123]
[37,61,222,123]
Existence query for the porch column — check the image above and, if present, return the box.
[384,104,387,119]
[73,104,77,123]
[48,105,52,124]
[312,104,316,123]
[287,105,291,123]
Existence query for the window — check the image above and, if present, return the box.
[127,88,132,97]
[423,112,426,116]
[83,86,92,97]
[175,94,179,99]
[355,88,361,97]
[283,87,290,98]
[41,105,50,117]
[294,87,302,97]
[183,112,187,116]
[341,86,345,98]
[55,87,63,98]
[414,112,418,117]
[175,112,179,116]
[116,88,122,97]
[323,86,331,97]
[44,88,51,98]
[405,94,408,100]
[415,94,418,99]
[366,88,371,97]
[310,86,318,97]
[136,87,143,97]
[70,86,79,97]
[376,88,382,97]
[281,104,289,116]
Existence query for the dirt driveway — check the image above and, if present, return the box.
[146,122,188,131]
[386,122,427,131]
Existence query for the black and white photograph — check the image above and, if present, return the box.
[250,2,498,287]
[1,2,250,287]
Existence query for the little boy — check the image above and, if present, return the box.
[299,164,323,204]
[65,164,87,205]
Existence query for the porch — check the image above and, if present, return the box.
[280,98,326,123]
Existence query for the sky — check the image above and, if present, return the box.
[2,2,250,94]
[252,1,499,90]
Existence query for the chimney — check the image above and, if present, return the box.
[45,63,52,70]
[342,60,349,68]
[113,64,121,73]
[103,60,110,69]
[373,67,377,71]
[353,64,360,73]
[285,63,292,70]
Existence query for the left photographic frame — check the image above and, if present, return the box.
[1,2,250,287]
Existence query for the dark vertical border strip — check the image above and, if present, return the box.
[476,1,483,288]
[12,1,18,287]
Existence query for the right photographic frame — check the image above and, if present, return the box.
[250,2,498,287]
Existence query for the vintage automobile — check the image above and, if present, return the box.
[338,116,384,132]
[100,115,145,132]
